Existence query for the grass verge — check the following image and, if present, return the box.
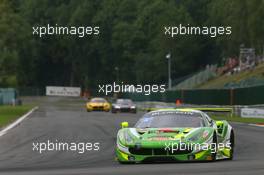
[212,115,264,124]
[0,105,34,128]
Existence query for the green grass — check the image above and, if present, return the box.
[198,63,264,89]
[211,115,264,124]
[0,105,34,127]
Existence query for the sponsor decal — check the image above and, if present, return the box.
[46,86,81,97]
[241,108,264,119]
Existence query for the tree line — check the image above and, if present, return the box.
[0,0,263,89]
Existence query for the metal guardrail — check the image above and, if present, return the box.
[172,66,217,89]
[136,101,234,117]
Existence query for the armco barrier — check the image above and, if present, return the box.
[122,85,264,105]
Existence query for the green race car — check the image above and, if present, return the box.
[116,109,234,163]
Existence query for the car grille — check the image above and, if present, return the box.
[129,148,192,156]
[120,108,131,112]
[93,106,104,110]
[142,157,176,162]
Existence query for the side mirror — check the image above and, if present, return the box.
[121,122,129,128]
[216,121,224,134]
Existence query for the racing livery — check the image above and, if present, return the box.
[116,109,234,163]
[86,97,111,112]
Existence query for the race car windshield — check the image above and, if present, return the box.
[117,99,132,104]
[135,111,205,128]
[91,99,106,103]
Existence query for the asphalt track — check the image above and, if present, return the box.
[0,97,263,175]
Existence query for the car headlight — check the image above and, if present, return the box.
[118,131,134,145]
[130,106,136,108]
[124,132,134,144]
[117,140,129,154]
[104,103,110,107]
[115,105,121,108]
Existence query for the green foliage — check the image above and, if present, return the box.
[0,105,34,127]
[0,0,263,88]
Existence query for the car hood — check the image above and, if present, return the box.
[114,103,135,107]
[88,102,106,106]
[118,127,213,147]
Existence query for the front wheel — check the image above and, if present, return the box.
[211,132,218,161]
[131,109,137,114]
[228,130,235,160]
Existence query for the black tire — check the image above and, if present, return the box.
[117,159,135,164]
[211,132,218,161]
[131,109,137,114]
[228,130,235,160]
[117,159,126,164]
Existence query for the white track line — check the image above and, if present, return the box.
[0,106,38,137]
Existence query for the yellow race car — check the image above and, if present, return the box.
[86,97,111,112]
